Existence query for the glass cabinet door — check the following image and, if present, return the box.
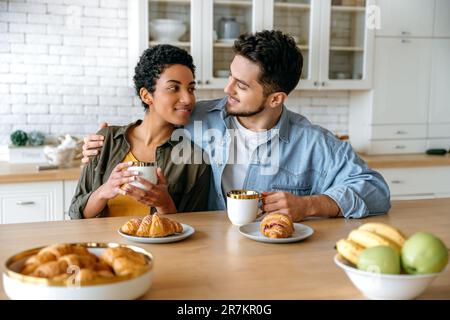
[272,0,316,87]
[148,0,192,54]
[321,0,373,89]
[202,0,255,87]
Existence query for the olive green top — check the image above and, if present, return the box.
[69,120,211,219]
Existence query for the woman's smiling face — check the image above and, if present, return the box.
[142,64,196,126]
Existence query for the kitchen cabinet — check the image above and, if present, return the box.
[377,166,450,200]
[316,0,374,89]
[128,0,374,90]
[348,38,433,154]
[0,181,64,224]
[0,179,78,224]
[434,0,450,37]
[372,38,431,124]
[428,39,450,150]
[63,180,78,221]
[429,40,450,123]
[375,0,435,37]
[349,1,450,155]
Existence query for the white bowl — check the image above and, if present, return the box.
[43,146,75,167]
[3,243,154,300]
[334,254,447,300]
[150,19,186,42]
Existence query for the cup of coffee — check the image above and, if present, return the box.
[127,161,157,190]
[226,190,262,226]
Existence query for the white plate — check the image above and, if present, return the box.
[118,223,195,244]
[238,222,314,244]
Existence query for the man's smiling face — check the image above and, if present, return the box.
[224,54,269,117]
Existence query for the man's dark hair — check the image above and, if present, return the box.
[233,30,303,95]
[133,44,195,110]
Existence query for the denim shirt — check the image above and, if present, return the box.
[183,97,391,218]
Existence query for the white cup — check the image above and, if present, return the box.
[226,190,262,226]
[127,162,157,190]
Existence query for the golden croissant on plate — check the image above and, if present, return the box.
[121,214,183,238]
[260,213,294,238]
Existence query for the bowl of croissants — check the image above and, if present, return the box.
[3,243,154,300]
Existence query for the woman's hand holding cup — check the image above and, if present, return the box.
[97,161,141,200]
[122,167,177,214]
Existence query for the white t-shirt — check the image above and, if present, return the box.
[221,116,272,195]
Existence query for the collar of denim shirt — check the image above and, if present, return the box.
[205,96,290,143]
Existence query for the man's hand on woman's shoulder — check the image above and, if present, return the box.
[81,122,108,163]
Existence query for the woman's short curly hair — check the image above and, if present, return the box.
[233,30,303,96]
[133,44,195,110]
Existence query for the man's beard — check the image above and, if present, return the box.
[226,102,266,117]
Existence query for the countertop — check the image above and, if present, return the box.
[1,153,450,183]
[0,162,81,183]
[0,198,449,299]
[359,153,450,169]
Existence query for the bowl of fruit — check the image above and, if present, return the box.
[334,223,448,300]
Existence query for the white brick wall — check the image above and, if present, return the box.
[0,0,350,145]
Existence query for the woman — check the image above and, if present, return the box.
[69,45,210,219]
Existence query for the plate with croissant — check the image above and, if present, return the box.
[238,213,314,244]
[3,243,154,300]
[118,213,195,244]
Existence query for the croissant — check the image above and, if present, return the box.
[32,261,64,278]
[260,213,294,238]
[120,217,143,235]
[121,214,183,238]
[20,244,148,284]
[57,254,82,272]
[39,244,74,260]
[100,247,148,276]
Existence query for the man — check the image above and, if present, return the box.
[82,30,391,221]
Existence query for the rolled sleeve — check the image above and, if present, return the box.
[68,159,107,219]
[322,142,391,219]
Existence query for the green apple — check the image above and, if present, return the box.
[357,246,401,274]
[401,232,449,274]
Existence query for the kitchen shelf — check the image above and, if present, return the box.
[330,46,364,51]
[213,43,309,51]
[274,2,311,10]
[149,0,190,5]
[214,41,236,47]
[149,41,191,47]
[214,0,252,7]
[331,5,365,12]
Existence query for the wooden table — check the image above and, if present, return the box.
[0,198,449,300]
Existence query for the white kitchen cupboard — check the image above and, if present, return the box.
[128,0,374,90]
[0,180,79,224]
[349,0,450,155]
[375,0,435,37]
[63,180,78,221]
[429,40,450,124]
[372,38,432,124]
[434,0,450,37]
[428,39,450,150]
[317,0,374,90]
[0,181,64,224]
[377,167,450,200]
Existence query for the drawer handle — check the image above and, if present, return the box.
[395,130,407,135]
[401,39,411,44]
[401,31,410,35]
[395,145,406,149]
[16,201,35,205]
[391,180,404,184]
